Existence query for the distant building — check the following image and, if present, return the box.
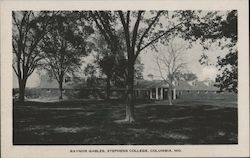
[39,74,86,89]
[38,75,220,100]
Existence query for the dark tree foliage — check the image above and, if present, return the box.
[216,51,237,93]
[40,11,94,99]
[84,64,99,87]
[85,30,125,99]
[87,30,144,99]
[99,55,116,99]
[215,11,237,93]
[220,11,237,43]
[110,58,144,88]
[180,72,198,81]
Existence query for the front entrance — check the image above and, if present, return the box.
[163,88,173,100]
[149,88,175,100]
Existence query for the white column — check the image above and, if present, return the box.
[173,88,176,100]
[156,87,158,100]
[150,89,152,99]
[161,88,163,100]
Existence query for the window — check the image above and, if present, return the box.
[151,88,156,99]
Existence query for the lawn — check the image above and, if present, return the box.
[13,97,238,145]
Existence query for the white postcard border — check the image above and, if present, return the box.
[1,0,249,157]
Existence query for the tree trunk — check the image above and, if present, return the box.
[18,78,27,103]
[106,76,111,100]
[125,63,135,123]
[168,85,173,105]
[59,80,63,100]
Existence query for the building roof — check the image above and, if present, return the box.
[135,80,169,89]
[193,81,219,91]
[135,79,219,91]
[40,75,219,92]
[175,80,193,91]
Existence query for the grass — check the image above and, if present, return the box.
[13,97,238,145]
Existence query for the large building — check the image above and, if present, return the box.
[34,75,220,100]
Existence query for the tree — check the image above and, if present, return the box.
[215,11,237,93]
[98,55,116,99]
[84,64,99,87]
[88,32,125,99]
[90,10,200,122]
[216,50,237,93]
[40,12,93,99]
[155,40,187,105]
[180,72,198,81]
[183,10,237,93]
[88,31,144,99]
[12,11,56,102]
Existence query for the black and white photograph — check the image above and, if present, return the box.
[1,0,249,157]
[12,10,238,145]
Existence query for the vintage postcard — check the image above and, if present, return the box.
[1,0,249,157]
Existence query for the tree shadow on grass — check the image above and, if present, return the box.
[134,103,237,144]
[13,100,237,145]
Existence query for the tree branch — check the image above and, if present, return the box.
[137,22,183,55]
[12,64,19,76]
[136,11,163,53]
[118,11,131,52]
[90,11,113,50]
[131,11,144,50]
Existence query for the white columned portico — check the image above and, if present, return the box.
[156,87,158,100]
